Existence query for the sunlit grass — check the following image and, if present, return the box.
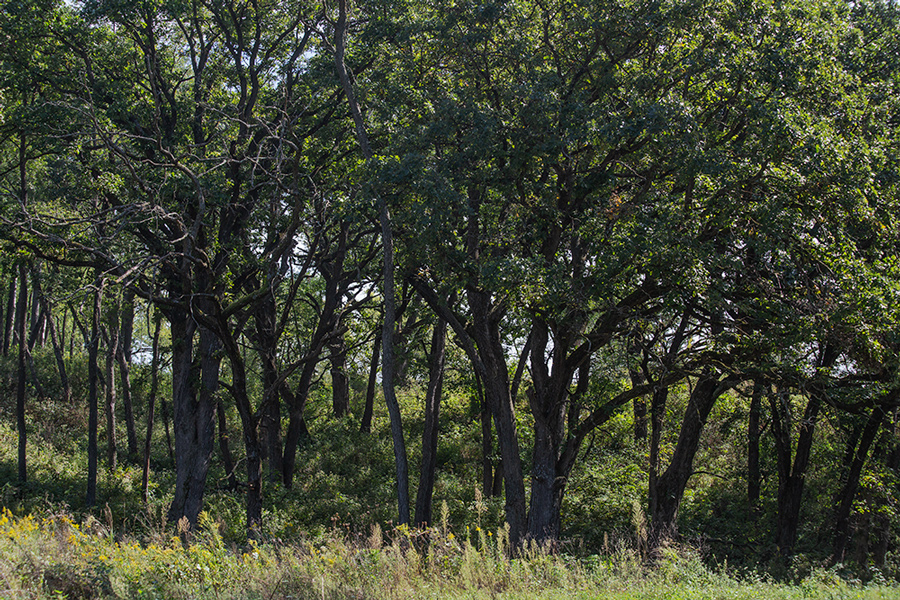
[1,506,898,599]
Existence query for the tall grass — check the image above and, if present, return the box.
[1,506,897,600]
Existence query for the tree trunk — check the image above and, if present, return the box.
[104,323,118,471]
[832,405,886,563]
[142,312,162,504]
[334,0,409,524]
[481,392,494,497]
[628,350,648,442]
[2,274,14,356]
[253,291,283,482]
[647,385,669,520]
[281,362,314,488]
[329,333,351,418]
[770,387,820,556]
[217,399,238,490]
[469,288,527,546]
[748,381,763,512]
[32,266,71,404]
[16,263,28,484]
[650,373,727,544]
[167,315,217,530]
[86,276,103,507]
[360,329,380,434]
[873,408,898,567]
[414,317,447,527]
[116,290,139,461]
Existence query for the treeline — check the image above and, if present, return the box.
[1,0,899,570]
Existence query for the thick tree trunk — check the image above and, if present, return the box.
[16,263,28,484]
[167,316,217,529]
[360,330,380,434]
[648,386,668,520]
[650,373,726,544]
[832,405,886,562]
[414,317,447,527]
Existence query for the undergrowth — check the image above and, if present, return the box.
[1,506,898,599]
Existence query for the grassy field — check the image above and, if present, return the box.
[1,506,898,600]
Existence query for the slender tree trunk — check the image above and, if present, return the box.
[16,263,28,484]
[33,267,71,404]
[86,276,103,507]
[648,386,668,520]
[832,405,886,562]
[873,408,898,566]
[104,323,118,471]
[770,388,820,556]
[117,290,139,461]
[414,317,447,527]
[142,313,162,504]
[329,333,351,418]
[360,329,380,434]
[481,393,494,497]
[281,366,313,488]
[334,0,409,524]
[28,278,42,350]
[748,381,763,512]
[628,351,648,442]
[3,276,15,356]
[217,398,238,490]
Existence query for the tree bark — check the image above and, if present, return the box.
[748,381,763,511]
[360,329,380,434]
[32,266,71,403]
[217,399,238,490]
[334,0,409,524]
[650,373,730,544]
[16,263,28,484]
[142,312,162,503]
[329,333,351,418]
[468,288,526,545]
[167,313,217,529]
[86,276,103,507]
[414,317,447,527]
[254,291,283,482]
[832,404,887,563]
[116,289,139,461]
[103,322,118,471]
[3,275,14,356]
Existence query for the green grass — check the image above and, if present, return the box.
[1,507,898,599]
